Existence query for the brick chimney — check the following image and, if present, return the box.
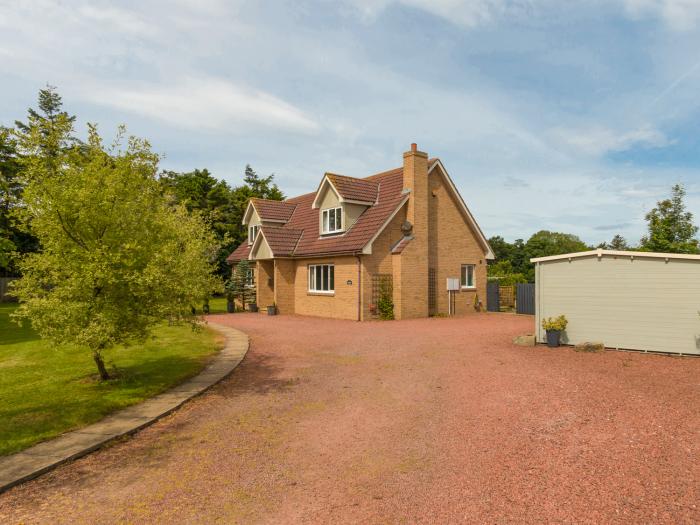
[393,143,430,319]
[403,143,429,232]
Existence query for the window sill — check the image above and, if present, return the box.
[320,231,344,237]
[307,291,335,296]
[461,286,476,291]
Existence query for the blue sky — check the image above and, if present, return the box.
[1,0,699,244]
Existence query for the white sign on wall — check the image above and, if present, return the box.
[446,278,460,291]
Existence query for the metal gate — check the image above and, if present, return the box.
[516,283,535,315]
[486,282,500,312]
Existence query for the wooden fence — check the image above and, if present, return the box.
[499,285,515,309]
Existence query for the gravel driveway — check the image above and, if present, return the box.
[1,313,698,524]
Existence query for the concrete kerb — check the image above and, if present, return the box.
[0,321,248,494]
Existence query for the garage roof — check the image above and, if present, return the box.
[531,249,700,263]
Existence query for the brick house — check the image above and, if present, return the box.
[227,144,494,320]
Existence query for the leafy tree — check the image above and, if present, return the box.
[0,128,19,271]
[523,231,589,281]
[597,234,630,251]
[161,165,285,278]
[160,168,237,277]
[487,235,513,262]
[14,84,80,162]
[486,260,527,285]
[11,123,221,380]
[242,164,284,201]
[3,86,79,275]
[639,184,699,254]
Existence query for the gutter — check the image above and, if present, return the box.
[356,254,362,321]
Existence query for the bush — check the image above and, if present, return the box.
[377,281,394,320]
[541,315,568,331]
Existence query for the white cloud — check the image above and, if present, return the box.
[80,77,319,133]
[550,124,670,157]
[345,0,533,28]
[77,5,156,37]
[622,0,700,30]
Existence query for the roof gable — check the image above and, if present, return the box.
[428,159,494,259]
[243,198,296,224]
[311,173,378,209]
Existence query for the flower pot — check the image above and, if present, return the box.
[546,330,561,348]
[266,305,277,316]
[248,303,258,313]
[226,298,235,313]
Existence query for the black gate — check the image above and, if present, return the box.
[516,283,535,315]
[486,282,500,312]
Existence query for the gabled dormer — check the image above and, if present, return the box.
[312,173,378,236]
[242,198,297,245]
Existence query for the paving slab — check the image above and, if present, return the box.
[0,321,248,494]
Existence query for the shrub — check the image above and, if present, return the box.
[377,281,394,320]
[541,315,568,331]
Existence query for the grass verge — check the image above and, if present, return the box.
[0,303,223,456]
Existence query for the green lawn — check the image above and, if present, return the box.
[0,303,224,456]
[207,296,229,314]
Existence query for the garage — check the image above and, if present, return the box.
[532,249,700,355]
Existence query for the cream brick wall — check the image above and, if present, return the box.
[395,148,429,319]
[256,260,275,308]
[359,206,406,320]
[292,256,360,320]
[274,259,296,315]
[428,170,487,315]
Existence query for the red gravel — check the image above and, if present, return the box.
[1,313,698,524]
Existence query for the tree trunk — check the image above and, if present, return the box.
[93,351,110,380]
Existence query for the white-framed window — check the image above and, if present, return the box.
[461,264,475,289]
[308,264,335,293]
[245,268,255,287]
[248,225,260,245]
[322,207,343,234]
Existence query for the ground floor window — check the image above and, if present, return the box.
[461,264,475,288]
[308,264,334,293]
[246,268,255,287]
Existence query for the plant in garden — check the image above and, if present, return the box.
[11,122,221,380]
[541,315,568,332]
[377,280,394,320]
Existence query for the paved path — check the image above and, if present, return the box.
[0,324,248,494]
[0,313,698,524]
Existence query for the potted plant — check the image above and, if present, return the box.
[267,303,277,316]
[541,315,568,347]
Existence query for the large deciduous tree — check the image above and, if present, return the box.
[161,164,285,278]
[639,184,699,254]
[12,122,221,380]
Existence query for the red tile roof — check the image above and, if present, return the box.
[326,173,379,203]
[391,235,413,254]
[226,241,251,263]
[227,160,443,262]
[259,226,303,256]
[251,198,296,222]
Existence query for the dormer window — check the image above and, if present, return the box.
[248,225,260,245]
[322,207,342,234]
